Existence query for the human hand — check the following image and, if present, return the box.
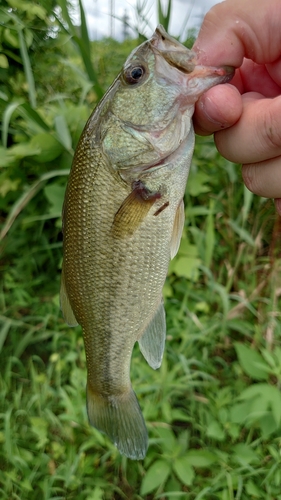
[192,0,281,214]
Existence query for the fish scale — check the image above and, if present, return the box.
[60,24,233,459]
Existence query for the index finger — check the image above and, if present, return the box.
[193,0,281,67]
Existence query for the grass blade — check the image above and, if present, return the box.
[18,29,36,108]
[242,185,254,226]
[204,199,215,268]
[54,115,73,152]
[79,0,91,55]
[56,0,104,99]
[228,218,255,246]
[157,0,172,31]
[19,103,50,131]
[0,319,11,353]
[2,101,23,147]
[0,169,70,242]
[178,0,195,40]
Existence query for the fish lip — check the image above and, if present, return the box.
[150,24,196,73]
[150,25,235,81]
[190,64,235,83]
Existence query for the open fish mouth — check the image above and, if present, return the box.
[189,64,234,83]
[150,24,234,86]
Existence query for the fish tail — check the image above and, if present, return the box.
[86,383,148,460]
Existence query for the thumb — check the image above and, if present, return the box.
[193,84,242,135]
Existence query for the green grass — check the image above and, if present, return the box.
[1,0,281,497]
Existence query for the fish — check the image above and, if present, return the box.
[60,25,233,460]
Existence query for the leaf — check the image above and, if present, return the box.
[228,218,255,246]
[270,390,281,427]
[0,319,11,354]
[29,417,48,448]
[155,427,177,453]
[259,413,278,438]
[245,480,263,498]
[141,460,171,496]
[28,4,47,20]
[0,177,20,197]
[169,255,201,281]
[18,28,36,108]
[168,238,201,281]
[4,28,19,48]
[0,169,69,241]
[157,0,172,31]
[29,133,64,162]
[0,143,41,167]
[79,0,91,55]
[0,54,8,68]
[44,184,66,215]
[239,384,281,427]
[55,0,104,99]
[86,487,104,500]
[234,343,269,380]
[187,171,211,197]
[54,115,73,151]
[184,449,218,467]
[232,443,259,465]
[242,185,254,225]
[230,401,253,424]
[19,102,50,131]
[173,456,195,486]
[206,420,225,441]
[204,199,215,268]
[2,101,23,147]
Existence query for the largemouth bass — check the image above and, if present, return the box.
[60,25,233,460]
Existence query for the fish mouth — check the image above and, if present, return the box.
[190,64,234,84]
[150,25,197,74]
[150,25,234,84]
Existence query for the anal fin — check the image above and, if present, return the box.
[138,300,166,370]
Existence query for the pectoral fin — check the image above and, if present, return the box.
[138,300,166,370]
[112,180,161,238]
[60,268,78,327]
[170,199,185,259]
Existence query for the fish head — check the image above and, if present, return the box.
[101,25,233,172]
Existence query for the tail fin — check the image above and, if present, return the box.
[87,384,148,460]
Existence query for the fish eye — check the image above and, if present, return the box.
[123,65,146,85]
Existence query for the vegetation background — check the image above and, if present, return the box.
[1,0,281,498]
